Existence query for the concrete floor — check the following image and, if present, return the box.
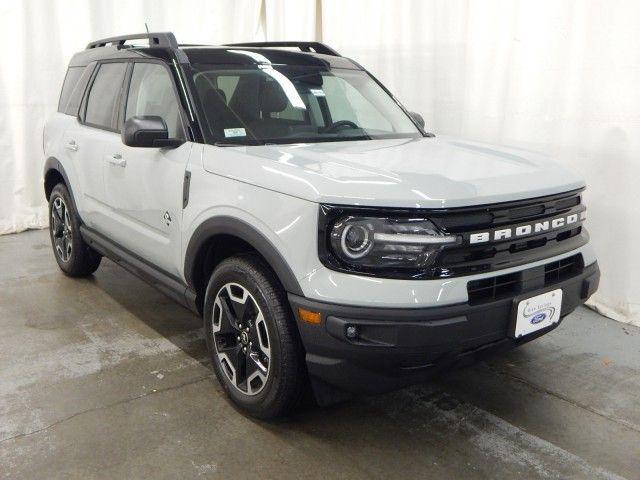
[0,230,639,480]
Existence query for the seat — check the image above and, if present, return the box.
[249,81,290,139]
[201,88,242,138]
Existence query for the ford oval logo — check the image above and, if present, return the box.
[531,312,547,324]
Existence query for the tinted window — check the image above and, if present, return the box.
[84,63,127,129]
[59,64,96,116]
[125,63,183,138]
[58,67,83,113]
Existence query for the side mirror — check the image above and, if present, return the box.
[122,115,184,148]
[409,111,425,130]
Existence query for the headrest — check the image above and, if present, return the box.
[261,81,288,113]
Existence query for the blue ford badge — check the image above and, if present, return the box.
[531,312,547,324]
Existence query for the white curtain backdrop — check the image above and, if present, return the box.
[1,0,638,325]
[0,0,264,234]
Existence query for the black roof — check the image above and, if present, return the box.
[69,32,361,70]
[181,47,360,69]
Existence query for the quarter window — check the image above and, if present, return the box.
[84,63,127,129]
[58,67,83,114]
[125,63,183,138]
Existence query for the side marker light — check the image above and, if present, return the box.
[298,308,321,324]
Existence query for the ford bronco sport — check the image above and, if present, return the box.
[43,32,600,418]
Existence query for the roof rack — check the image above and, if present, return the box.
[224,41,340,57]
[86,32,179,50]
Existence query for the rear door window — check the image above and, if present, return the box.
[84,63,127,130]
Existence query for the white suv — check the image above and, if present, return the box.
[43,32,600,418]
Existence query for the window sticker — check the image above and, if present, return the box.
[310,88,326,97]
[224,127,246,138]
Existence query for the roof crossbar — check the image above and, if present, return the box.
[86,32,179,50]
[224,41,340,57]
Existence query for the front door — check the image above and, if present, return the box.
[101,61,192,277]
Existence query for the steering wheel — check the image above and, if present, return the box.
[324,120,360,133]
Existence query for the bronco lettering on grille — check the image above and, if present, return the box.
[467,211,586,245]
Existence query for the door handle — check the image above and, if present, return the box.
[66,140,78,152]
[106,153,126,167]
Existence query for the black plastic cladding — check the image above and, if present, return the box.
[318,188,588,280]
[467,253,585,304]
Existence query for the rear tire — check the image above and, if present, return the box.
[48,183,102,277]
[204,254,306,419]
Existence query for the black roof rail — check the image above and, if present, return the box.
[86,32,179,50]
[224,41,340,57]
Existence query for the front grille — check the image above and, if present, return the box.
[467,271,521,303]
[432,189,583,232]
[544,255,584,284]
[467,253,584,304]
[428,189,588,278]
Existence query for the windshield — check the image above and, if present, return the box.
[190,64,422,145]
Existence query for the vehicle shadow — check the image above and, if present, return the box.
[86,257,210,368]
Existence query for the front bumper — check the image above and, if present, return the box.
[289,261,599,401]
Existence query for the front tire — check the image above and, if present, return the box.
[204,255,306,418]
[48,183,101,277]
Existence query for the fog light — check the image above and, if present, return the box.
[345,325,358,339]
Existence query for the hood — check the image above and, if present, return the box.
[202,136,585,209]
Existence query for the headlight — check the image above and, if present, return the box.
[324,213,459,273]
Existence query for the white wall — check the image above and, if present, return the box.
[1,0,638,324]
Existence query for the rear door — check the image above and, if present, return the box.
[101,61,192,277]
[64,62,128,229]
